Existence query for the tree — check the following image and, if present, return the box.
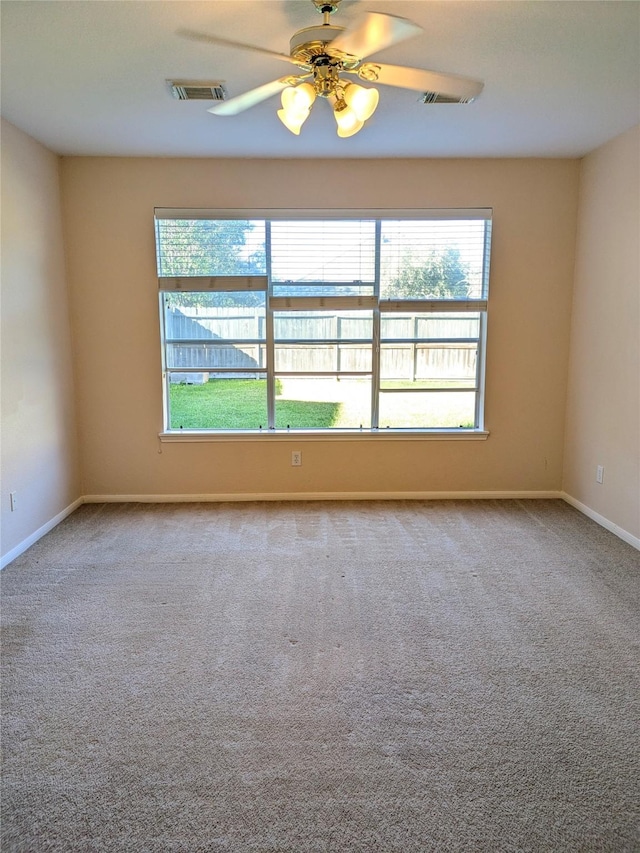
[382,246,471,300]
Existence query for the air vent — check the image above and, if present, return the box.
[169,81,227,101]
[422,91,475,105]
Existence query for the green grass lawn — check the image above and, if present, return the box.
[169,378,266,430]
[169,379,339,430]
[169,378,474,430]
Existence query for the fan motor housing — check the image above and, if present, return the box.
[289,25,360,69]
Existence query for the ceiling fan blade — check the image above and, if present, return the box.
[208,78,300,116]
[178,29,294,64]
[330,13,422,61]
[358,63,484,102]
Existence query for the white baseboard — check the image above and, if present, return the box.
[561,493,640,551]
[83,490,563,503]
[1,497,84,569]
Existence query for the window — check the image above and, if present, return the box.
[156,209,491,434]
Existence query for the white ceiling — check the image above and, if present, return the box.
[1,0,639,159]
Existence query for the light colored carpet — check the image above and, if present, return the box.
[1,499,639,852]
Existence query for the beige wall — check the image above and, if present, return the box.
[563,125,640,540]
[60,156,579,498]
[1,119,81,562]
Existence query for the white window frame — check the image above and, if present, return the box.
[157,208,491,441]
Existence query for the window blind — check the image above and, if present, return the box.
[269,220,376,285]
[155,219,266,278]
[380,220,491,300]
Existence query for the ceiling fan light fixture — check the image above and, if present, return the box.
[343,82,379,121]
[183,1,484,141]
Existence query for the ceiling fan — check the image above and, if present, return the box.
[179,0,483,138]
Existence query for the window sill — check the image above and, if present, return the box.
[158,429,489,443]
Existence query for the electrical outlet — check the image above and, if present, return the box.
[9,491,17,512]
[291,451,302,467]
[596,465,604,484]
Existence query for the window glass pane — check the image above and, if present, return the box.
[380,220,488,299]
[275,310,372,372]
[166,344,266,371]
[156,220,265,277]
[165,292,266,334]
[380,344,477,383]
[274,311,373,341]
[275,344,371,373]
[381,312,480,340]
[168,377,267,430]
[275,377,371,429]
[164,293,266,371]
[379,390,476,429]
[270,220,375,294]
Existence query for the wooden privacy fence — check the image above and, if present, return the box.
[165,307,478,381]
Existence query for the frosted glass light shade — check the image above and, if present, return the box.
[277,83,315,134]
[334,104,364,138]
[277,108,309,135]
[281,82,316,113]
[344,83,379,122]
